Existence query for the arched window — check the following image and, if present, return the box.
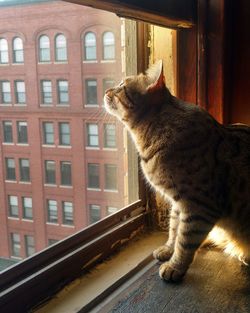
[103,32,115,60]
[55,34,67,62]
[0,38,9,64]
[13,37,24,63]
[84,32,96,60]
[39,35,50,62]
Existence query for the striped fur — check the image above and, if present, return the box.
[104,60,250,282]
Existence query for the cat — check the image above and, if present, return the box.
[104,60,250,282]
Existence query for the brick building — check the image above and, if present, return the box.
[0,0,128,261]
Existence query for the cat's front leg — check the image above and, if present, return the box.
[153,205,180,261]
[159,211,217,282]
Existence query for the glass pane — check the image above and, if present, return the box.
[0,3,178,270]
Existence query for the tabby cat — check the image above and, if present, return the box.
[104,60,250,282]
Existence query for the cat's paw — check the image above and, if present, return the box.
[153,245,174,261]
[159,262,186,282]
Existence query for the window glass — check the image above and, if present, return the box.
[85,79,97,105]
[103,31,115,60]
[17,121,28,143]
[0,38,9,63]
[62,201,74,225]
[87,163,100,189]
[41,80,52,104]
[60,161,72,186]
[47,200,58,223]
[59,122,70,146]
[2,121,13,143]
[89,204,100,224]
[10,233,21,257]
[106,206,118,215]
[104,164,117,190]
[15,81,26,104]
[13,37,24,63]
[22,197,33,220]
[25,235,35,257]
[87,123,98,147]
[45,160,56,184]
[84,32,96,60]
[1,81,11,103]
[8,195,18,217]
[57,80,69,104]
[5,158,16,181]
[42,122,54,145]
[39,35,50,62]
[19,158,30,182]
[104,123,116,148]
[55,34,67,61]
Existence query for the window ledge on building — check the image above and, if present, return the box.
[56,104,69,107]
[84,104,99,108]
[7,216,19,220]
[44,183,57,187]
[61,224,75,228]
[85,146,100,150]
[54,61,68,64]
[59,185,73,189]
[100,59,116,63]
[14,103,27,107]
[2,142,15,145]
[103,147,117,151]
[21,219,33,223]
[12,63,24,66]
[0,103,12,106]
[87,187,101,191]
[42,144,56,148]
[5,180,17,183]
[40,104,53,107]
[38,62,52,65]
[0,63,9,66]
[16,143,29,146]
[19,181,31,185]
[46,222,60,226]
[82,60,98,64]
[104,189,118,193]
[57,145,72,149]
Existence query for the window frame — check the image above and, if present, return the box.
[2,120,13,143]
[0,80,12,104]
[55,33,67,62]
[12,37,24,64]
[0,0,199,310]
[39,35,50,62]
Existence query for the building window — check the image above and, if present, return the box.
[41,80,52,104]
[10,233,21,258]
[103,78,115,95]
[60,161,72,186]
[25,235,35,257]
[39,35,50,62]
[85,79,97,105]
[5,158,16,181]
[104,123,116,148]
[2,121,13,143]
[47,200,58,223]
[103,31,115,60]
[59,122,70,146]
[22,197,33,220]
[57,80,69,104]
[55,34,67,61]
[13,37,24,63]
[86,123,99,147]
[8,195,18,218]
[45,160,56,184]
[42,122,54,145]
[84,32,96,60]
[105,164,117,191]
[15,80,26,104]
[106,206,118,215]
[0,38,9,64]
[19,158,30,182]
[87,163,100,189]
[1,81,11,104]
[62,201,74,225]
[17,121,28,144]
[89,204,101,224]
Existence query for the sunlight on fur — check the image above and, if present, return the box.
[208,227,249,266]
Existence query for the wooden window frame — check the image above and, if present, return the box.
[0,0,229,311]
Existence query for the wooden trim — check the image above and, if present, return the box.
[64,0,196,29]
[0,211,147,312]
[0,200,143,292]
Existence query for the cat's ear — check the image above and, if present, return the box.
[146,60,165,92]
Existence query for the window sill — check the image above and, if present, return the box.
[2,142,14,145]
[14,103,27,107]
[56,104,70,107]
[19,181,31,185]
[44,183,57,187]
[54,61,68,64]
[7,216,19,220]
[104,189,118,193]
[16,143,29,146]
[5,180,17,183]
[0,103,12,106]
[87,187,101,191]
[85,146,100,150]
[12,63,24,66]
[101,60,116,63]
[61,224,75,228]
[42,144,56,148]
[59,185,73,189]
[35,231,166,313]
[82,60,98,63]
[57,145,71,149]
[40,104,53,107]
[22,219,33,223]
[84,104,99,108]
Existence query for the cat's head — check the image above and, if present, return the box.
[104,60,170,126]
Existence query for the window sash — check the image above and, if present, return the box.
[62,201,74,225]
[19,159,30,182]
[45,160,56,184]
[8,196,19,217]
[43,122,54,145]
[86,80,97,105]
[10,233,21,257]
[87,123,99,147]
[89,204,101,224]
[57,80,69,104]
[104,123,116,148]
[22,197,33,220]
[87,163,100,189]
[105,164,117,190]
[59,123,70,145]
[41,81,52,104]
[0,39,9,63]
[3,121,13,143]
[5,158,16,180]
[47,200,58,223]
[1,81,11,103]
[25,235,35,257]
[17,121,28,143]
[60,161,72,186]
[15,81,26,104]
